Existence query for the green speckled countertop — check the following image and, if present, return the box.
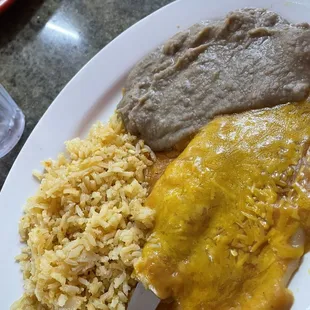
[0,0,173,189]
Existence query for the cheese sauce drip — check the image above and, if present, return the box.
[135,102,310,309]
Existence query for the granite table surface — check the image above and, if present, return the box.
[0,0,173,190]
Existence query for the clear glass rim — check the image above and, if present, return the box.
[0,109,25,158]
[0,85,25,158]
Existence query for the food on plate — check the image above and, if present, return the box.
[12,115,156,310]
[13,7,310,310]
[118,8,310,151]
[135,101,310,309]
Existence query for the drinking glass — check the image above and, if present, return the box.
[0,84,25,158]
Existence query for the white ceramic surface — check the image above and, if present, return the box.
[1,0,310,308]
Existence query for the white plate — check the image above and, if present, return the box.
[1,0,310,308]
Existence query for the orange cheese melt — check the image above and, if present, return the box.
[135,102,310,309]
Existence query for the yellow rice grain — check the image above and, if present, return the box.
[12,114,155,310]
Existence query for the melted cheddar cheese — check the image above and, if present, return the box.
[135,102,310,309]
